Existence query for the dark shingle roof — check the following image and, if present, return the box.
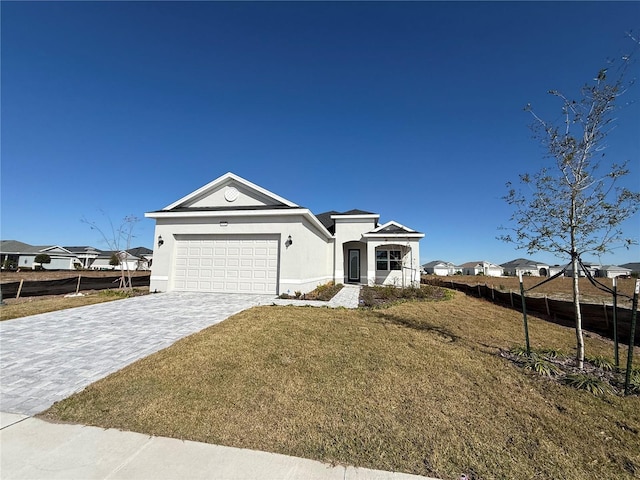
[501,258,548,268]
[314,210,378,234]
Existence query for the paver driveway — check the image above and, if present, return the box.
[0,292,274,416]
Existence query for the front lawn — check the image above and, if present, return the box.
[41,292,640,480]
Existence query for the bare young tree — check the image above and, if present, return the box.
[500,42,640,369]
[82,212,140,291]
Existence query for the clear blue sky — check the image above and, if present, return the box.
[2,1,639,267]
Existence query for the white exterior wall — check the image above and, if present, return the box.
[333,217,377,284]
[150,213,333,295]
[366,239,421,287]
[18,255,77,270]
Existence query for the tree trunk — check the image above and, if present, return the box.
[571,254,584,369]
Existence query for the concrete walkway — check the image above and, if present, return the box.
[0,412,437,480]
[269,283,362,308]
[0,286,444,480]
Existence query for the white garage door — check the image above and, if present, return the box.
[173,236,279,294]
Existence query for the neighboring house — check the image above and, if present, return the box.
[597,265,632,278]
[501,258,550,277]
[565,262,600,278]
[90,251,141,271]
[145,172,424,295]
[620,262,640,276]
[1,240,32,268]
[0,241,152,271]
[128,247,154,270]
[14,245,82,270]
[422,260,459,276]
[460,261,503,277]
[65,246,102,269]
[548,264,566,277]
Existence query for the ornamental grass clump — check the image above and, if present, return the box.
[564,373,610,395]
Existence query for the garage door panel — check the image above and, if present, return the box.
[173,236,278,294]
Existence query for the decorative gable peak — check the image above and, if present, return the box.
[163,172,299,211]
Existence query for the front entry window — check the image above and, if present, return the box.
[376,249,402,271]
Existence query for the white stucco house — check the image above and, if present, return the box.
[17,245,83,270]
[597,265,632,278]
[501,258,550,277]
[145,172,424,295]
[422,260,460,276]
[460,260,503,277]
[90,251,143,271]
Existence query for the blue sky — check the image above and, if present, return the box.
[2,1,639,267]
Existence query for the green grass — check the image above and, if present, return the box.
[41,291,640,480]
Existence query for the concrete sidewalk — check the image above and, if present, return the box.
[0,412,438,480]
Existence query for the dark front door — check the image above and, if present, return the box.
[348,249,360,283]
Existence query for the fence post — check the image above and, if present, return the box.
[612,277,619,368]
[545,295,550,316]
[510,290,514,308]
[602,301,609,329]
[624,279,639,395]
[477,284,482,298]
[519,272,531,355]
[75,275,82,295]
[16,279,24,299]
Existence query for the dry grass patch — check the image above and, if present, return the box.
[42,292,640,479]
[0,289,148,321]
[427,275,637,306]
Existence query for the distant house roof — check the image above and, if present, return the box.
[0,240,35,253]
[460,261,484,268]
[620,262,640,273]
[599,265,631,272]
[64,246,102,254]
[422,260,454,268]
[501,258,548,268]
[128,247,153,256]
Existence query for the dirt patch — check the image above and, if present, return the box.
[1,270,150,283]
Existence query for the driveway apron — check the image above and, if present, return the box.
[0,292,273,416]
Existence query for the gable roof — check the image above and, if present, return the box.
[162,172,299,211]
[364,221,424,238]
[460,261,501,269]
[422,260,455,268]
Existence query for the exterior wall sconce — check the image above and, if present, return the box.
[285,235,293,248]
[157,235,164,247]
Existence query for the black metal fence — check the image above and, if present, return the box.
[1,274,151,298]
[424,278,639,345]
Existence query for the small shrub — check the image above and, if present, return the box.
[538,347,564,359]
[586,355,615,371]
[564,374,610,395]
[523,355,561,376]
[625,368,640,394]
[509,345,531,357]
